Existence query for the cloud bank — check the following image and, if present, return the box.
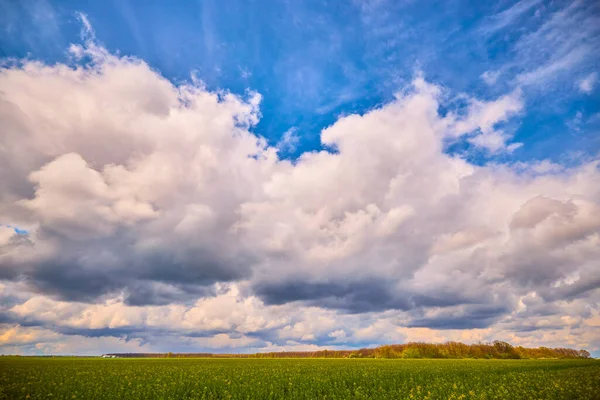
[1,38,599,355]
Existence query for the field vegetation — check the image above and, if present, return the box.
[1,356,599,399]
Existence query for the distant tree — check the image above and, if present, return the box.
[375,346,400,358]
[402,347,422,359]
[101,342,590,360]
[578,350,591,359]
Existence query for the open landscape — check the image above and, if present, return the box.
[2,342,598,399]
[2,1,600,399]
[2,357,599,400]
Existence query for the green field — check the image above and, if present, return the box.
[1,357,599,399]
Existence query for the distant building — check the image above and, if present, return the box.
[101,354,116,358]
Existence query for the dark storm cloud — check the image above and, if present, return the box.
[123,282,216,307]
[26,260,123,303]
[410,292,480,308]
[539,275,600,302]
[508,324,569,333]
[135,249,253,288]
[254,279,412,313]
[406,304,512,329]
[4,226,255,306]
[254,278,513,321]
[20,255,249,306]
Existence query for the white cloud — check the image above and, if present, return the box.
[481,70,501,85]
[449,90,523,153]
[468,131,522,154]
[19,153,157,240]
[578,72,598,94]
[277,127,300,153]
[1,38,600,355]
[451,91,523,136]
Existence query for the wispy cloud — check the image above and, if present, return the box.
[512,0,599,86]
[481,0,543,34]
[516,46,589,86]
[74,12,94,41]
[479,0,599,89]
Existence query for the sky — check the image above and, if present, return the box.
[0,0,599,356]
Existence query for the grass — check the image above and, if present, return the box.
[1,357,599,399]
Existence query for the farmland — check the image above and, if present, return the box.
[1,357,599,399]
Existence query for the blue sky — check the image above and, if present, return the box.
[1,0,600,356]
[2,0,598,162]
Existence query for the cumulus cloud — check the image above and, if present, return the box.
[1,37,600,354]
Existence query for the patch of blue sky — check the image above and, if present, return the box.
[1,0,598,163]
[1,224,29,235]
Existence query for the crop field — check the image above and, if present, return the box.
[1,357,599,399]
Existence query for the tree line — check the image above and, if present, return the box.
[105,341,591,359]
